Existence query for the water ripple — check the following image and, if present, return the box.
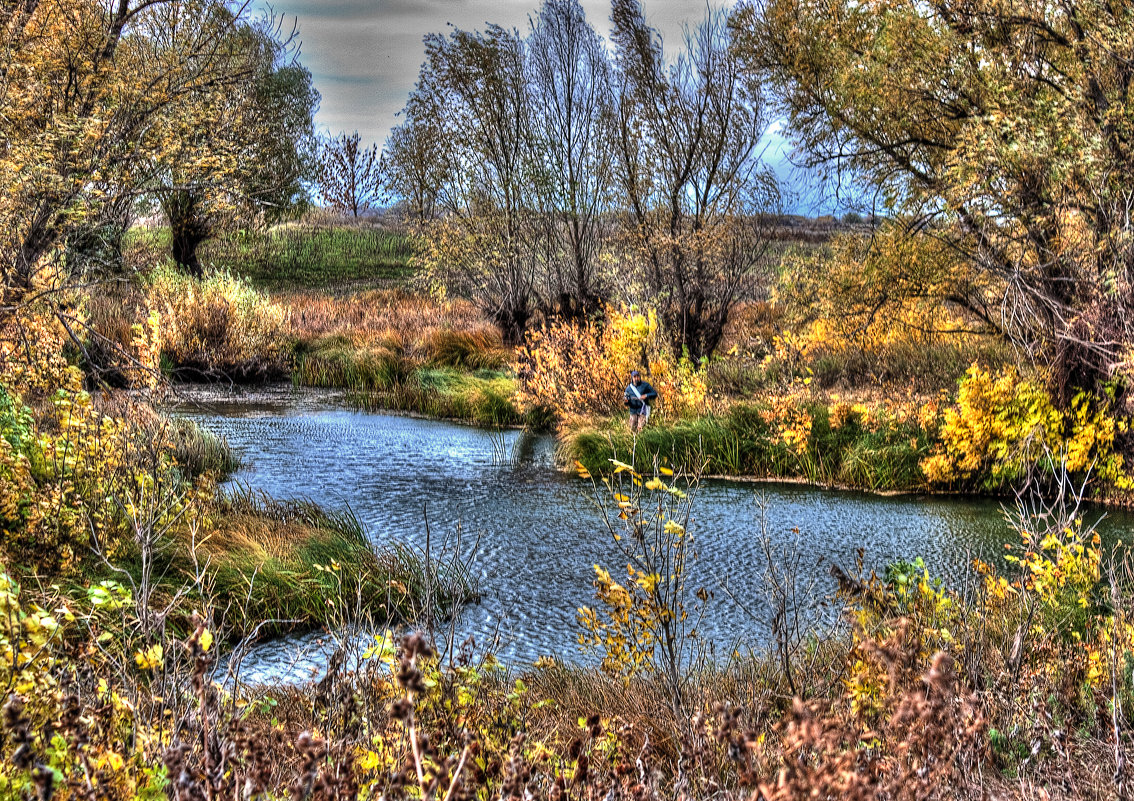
[171,386,1134,684]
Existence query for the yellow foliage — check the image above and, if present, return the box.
[144,264,289,371]
[133,643,164,671]
[0,301,200,572]
[773,226,994,363]
[519,306,709,421]
[922,363,1132,490]
[0,304,72,396]
[126,309,163,390]
[577,465,699,688]
[760,394,813,457]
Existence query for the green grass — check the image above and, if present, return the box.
[347,367,553,430]
[191,489,478,637]
[127,225,417,289]
[293,336,415,391]
[561,401,932,492]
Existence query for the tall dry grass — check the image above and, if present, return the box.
[283,289,500,359]
[284,289,530,426]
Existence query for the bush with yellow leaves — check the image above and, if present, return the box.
[921,363,1132,492]
[0,367,191,573]
[770,225,1001,389]
[518,306,709,423]
[0,301,208,573]
[577,457,706,717]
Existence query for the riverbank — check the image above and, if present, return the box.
[561,400,933,493]
[102,224,1134,505]
[2,464,1124,800]
[4,303,1131,798]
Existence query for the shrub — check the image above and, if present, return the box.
[144,264,290,380]
[769,227,1003,391]
[921,364,1133,492]
[519,307,709,423]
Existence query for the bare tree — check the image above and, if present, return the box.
[317,131,382,218]
[527,0,615,320]
[611,0,779,362]
[381,83,448,225]
[398,24,541,345]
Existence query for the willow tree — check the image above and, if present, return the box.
[611,0,779,362]
[393,24,540,345]
[733,0,1134,400]
[0,0,263,293]
[153,14,319,275]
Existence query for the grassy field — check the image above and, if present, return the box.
[127,223,416,289]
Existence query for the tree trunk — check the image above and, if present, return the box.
[495,302,531,347]
[12,209,60,290]
[162,190,211,278]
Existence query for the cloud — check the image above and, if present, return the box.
[265,0,727,146]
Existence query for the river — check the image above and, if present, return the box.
[174,385,1134,684]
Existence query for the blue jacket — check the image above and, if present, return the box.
[624,380,657,411]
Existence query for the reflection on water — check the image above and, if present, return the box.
[172,385,1134,684]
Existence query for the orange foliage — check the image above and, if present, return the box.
[518,307,710,423]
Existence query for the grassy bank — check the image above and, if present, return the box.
[1,469,1126,800]
[187,490,475,637]
[562,399,934,492]
[343,367,549,428]
[284,288,554,428]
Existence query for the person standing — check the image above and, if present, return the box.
[624,370,658,433]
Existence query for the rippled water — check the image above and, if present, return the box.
[173,385,1134,684]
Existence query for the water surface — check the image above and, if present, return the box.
[173,386,1134,683]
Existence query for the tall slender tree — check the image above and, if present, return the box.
[381,104,444,224]
[317,131,382,218]
[397,24,541,345]
[527,0,615,319]
[611,0,779,361]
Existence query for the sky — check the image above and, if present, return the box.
[259,0,844,214]
[263,0,720,146]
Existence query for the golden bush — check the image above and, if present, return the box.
[144,264,289,372]
[922,363,1132,491]
[518,306,709,422]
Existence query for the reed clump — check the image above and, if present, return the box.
[195,489,477,636]
[164,416,241,479]
[143,263,293,381]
